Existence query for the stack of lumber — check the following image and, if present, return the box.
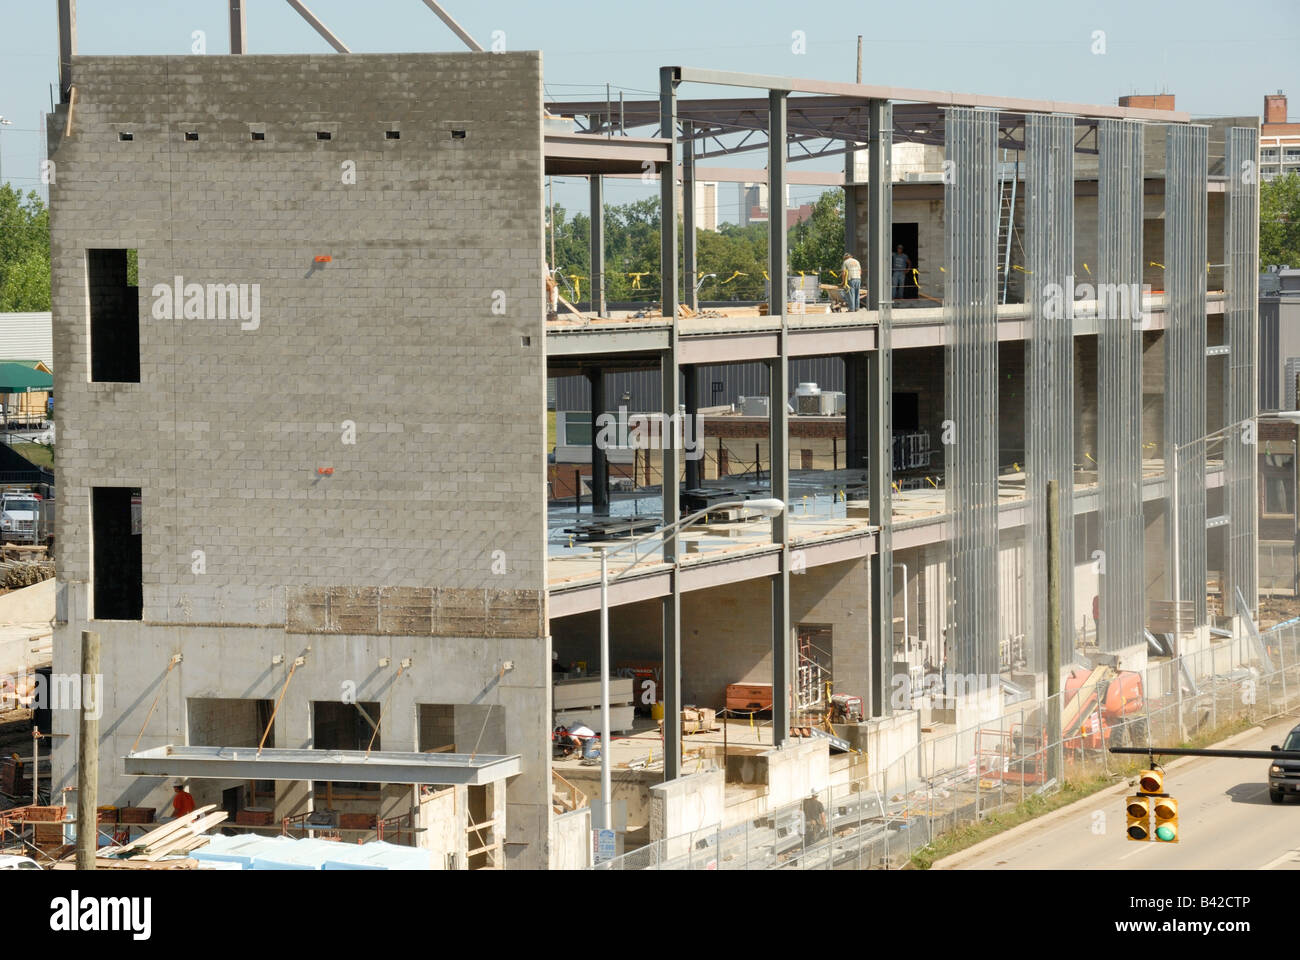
[553,676,635,733]
[96,804,227,862]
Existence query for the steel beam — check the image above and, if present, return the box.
[590,173,606,316]
[284,0,350,53]
[124,745,519,786]
[669,66,1190,122]
[229,0,247,53]
[416,0,485,52]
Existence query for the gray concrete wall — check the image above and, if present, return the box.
[48,53,552,867]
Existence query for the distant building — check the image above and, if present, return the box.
[1261,91,1300,181]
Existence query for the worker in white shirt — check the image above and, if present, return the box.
[841,252,862,311]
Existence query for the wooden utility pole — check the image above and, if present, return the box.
[75,629,99,870]
[1046,482,1062,784]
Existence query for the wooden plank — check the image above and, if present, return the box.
[108,804,218,856]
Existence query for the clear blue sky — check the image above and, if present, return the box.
[2,0,1297,218]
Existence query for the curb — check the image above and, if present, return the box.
[931,720,1277,869]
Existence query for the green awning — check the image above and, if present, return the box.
[0,363,53,394]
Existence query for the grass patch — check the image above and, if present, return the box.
[911,711,1271,870]
[908,770,1134,870]
[10,442,53,469]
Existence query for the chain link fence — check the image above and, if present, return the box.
[595,622,1300,870]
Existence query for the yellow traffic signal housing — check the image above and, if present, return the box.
[1138,769,1164,794]
[1126,795,1152,841]
[1152,796,1179,842]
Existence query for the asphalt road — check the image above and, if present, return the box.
[948,713,1300,870]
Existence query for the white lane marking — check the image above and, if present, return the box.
[1119,842,1156,862]
[1262,848,1300,870]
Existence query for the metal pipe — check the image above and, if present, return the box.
[598,546,611,831]
[283,0,350,52]
[415,0,484,52]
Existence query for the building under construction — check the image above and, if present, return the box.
[46,2,1264,868]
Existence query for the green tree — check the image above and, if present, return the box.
[788,189,847,285]
[0,185,51,311]
[1261,172,1300,269]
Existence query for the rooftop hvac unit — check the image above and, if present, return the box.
[737,395,769,418]
[818,391,845,416]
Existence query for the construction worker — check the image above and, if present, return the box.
[544,264,559,319]
[171,781,196,818]
[841,252,862,312]
[802,788,827,846]
[891,244,912,301]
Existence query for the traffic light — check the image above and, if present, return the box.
[1139,768,1164,793]
[1124,767,1177,843]
[1152,795,1179,842]
[1126,795,1152,841]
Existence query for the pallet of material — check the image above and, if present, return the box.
[553,677,634,711]
[554,705,636,734]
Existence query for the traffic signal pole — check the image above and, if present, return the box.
[1111,746,1300,761]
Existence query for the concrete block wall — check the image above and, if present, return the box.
[48,53,553,867]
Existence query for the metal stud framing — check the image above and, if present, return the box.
[1096,119,1146,652]
[1024,114,1076,671]
[1164,124,1210,629]
[944,108,1000,678]
[1224,126,1260,620]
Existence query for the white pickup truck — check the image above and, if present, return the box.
[0,490,53,545]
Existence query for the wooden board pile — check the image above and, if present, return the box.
[89,804,228,864]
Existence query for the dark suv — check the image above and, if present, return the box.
[1268,725,1300,803]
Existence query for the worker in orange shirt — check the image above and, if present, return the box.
[171,781,196,818]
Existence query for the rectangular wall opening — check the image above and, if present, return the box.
[91,487,142,620]
[311,700,383,836]
[188,698,275,821]
[87,248,140,383]
[417,703,506,755]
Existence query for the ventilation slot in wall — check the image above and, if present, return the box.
[451,129,467,140]
[316,131,332,141]
[386,130,401,140]
[185,131,199,141]
[250,131,266,141]
[118,132,134,142]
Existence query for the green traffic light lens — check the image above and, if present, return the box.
[1155,825,1176,842]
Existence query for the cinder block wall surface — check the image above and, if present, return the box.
[49,53,553,867]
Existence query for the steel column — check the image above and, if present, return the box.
[590,174,606,317]
[867,99,893,716]
[229,1,246,53]
[944,107,1000,679]
[588,368,609,515]
[684,366,700,490]
[1097,119,1146,652]
[1224,127,1260,621]
[659,68,682,780]
[769,89,791,744]
[58,0,76,102]
[683,121,698,311]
